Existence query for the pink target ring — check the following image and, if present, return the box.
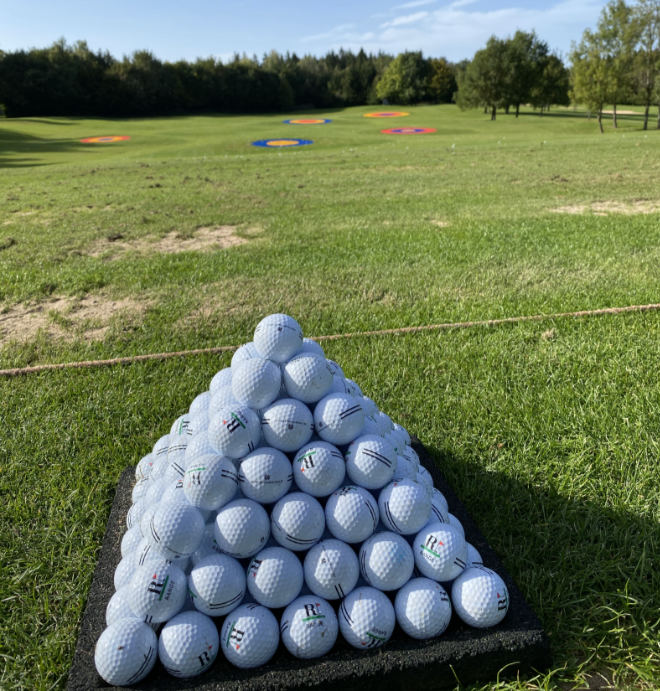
[381,127,436,135]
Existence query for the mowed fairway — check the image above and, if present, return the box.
[1,105,659,689]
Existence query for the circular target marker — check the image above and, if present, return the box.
[80,135,131,143]
[381,127,436,135]
[283,118,331,124]
[364,112,410,118]
[252,138,313,148]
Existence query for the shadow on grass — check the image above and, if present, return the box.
[424,443,659,686]
[0,128,87,168]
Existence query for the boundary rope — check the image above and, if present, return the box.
[2,302,659,378]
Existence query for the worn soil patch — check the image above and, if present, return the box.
[87,225,256,259]
[552,200,660,216]
[0,294,152,345]
[601,109,639,115]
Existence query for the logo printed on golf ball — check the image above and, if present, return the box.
[80,135,130,143]
[381,127,436,134]
[252,138,313,148]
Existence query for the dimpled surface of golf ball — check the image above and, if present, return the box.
[271,492,325,551]
[189,390,210,415]
[208,405,261,459]
[209,366,232,393]
[345,434,397,490]
[282,353,334,403]
[247,546,303,608]
[414,521,467,582]
[188,553,246,616]
[221,603,280,669]
[325,485,379,543]
[113,556,134,590]
[466,542,484,566]
[280,595,339,659]
[231,341,260,368]
[260,398,314,453]
[127,559,187,624]
[338,586,395,650]
[106,586,140,627]
[158,610,219,678]
[253,313,303,363]
[314,392,365,446]
[238,447,292,504]
[452,565,509,628]
[214,498,270,558]
[94,619,158,686]
[430,488,450,523]
[293,441,345,497]
[231,356,282,409]
[184,431,216,466]
[303,538,360,600]
[183,454,238,511]
[359,531,414,591]
[300,337,325,357]
[378,479,431,535]
[394,577,452,639]
[392,454,417,481]
[148,501,205,560]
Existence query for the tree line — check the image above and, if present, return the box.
[0,42,459,118]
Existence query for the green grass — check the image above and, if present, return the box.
[1,105,659,690]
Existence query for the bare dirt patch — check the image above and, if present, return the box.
[430,219,450,228]
[552,200,660,216]
[0,294,152,345]
[602,109,639,115]
[87,225,257,259]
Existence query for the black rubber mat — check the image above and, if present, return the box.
[67,439,551,689]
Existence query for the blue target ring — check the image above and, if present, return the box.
[252,138,314,148]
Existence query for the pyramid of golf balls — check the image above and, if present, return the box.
[95,314,510,685]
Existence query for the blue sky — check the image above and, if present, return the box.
[1,0,609,63]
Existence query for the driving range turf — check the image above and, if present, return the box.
[1,104,659,689]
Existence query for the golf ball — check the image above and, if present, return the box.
[94,619,157,686]
[253,313,303,363]
[260,398,314,452]
[325,485,379,544]
[213,498,270,558]
[414,521,467,582]
[303,538,360,600]
[231,356,282,409]
[345,434,397,490]
[280,595,338,659]
[338,586,395,650]
[208,404,261,459]
[282,352,334,403]
[271,491,325,551]
[183,454,238,511]
[238,447,293,504]
[293,441,345,497]
[220,603,280,669]
[359,531,414,591]
[378,478,431,535]
[314,392,364,446]
[209,367,232,394]
[126,559,187,624]
[188,552,246,616]
[147,501,205,560]
[158,610,219,678]
[246,546,304,608]
[394,577,452,639]
[451,565,509,628]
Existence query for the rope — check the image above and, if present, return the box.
[2,302,659,378]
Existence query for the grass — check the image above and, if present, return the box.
[1,104,659,690]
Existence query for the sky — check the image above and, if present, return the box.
[0,0,610,63]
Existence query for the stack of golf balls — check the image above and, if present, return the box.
[95,313,510,685]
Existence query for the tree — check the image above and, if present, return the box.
[631,0,660,129]
[529,54,570,112]
[375,51,430,104]
[456,37,509,119]
[428,58,456,102]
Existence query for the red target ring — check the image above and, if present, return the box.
[80,135,131,144]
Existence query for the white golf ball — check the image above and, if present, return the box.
[293,441,345,497]
[345,434,397,490]
[106,586,141,627]
[393,423,411,446]
[113,555,136,591]
[208,384,238,417]
[188,552,246,616]
[231,356,282,409]
[253,313,303,363]
[190,523,223,566]
[126,498,149,531]
[220,603,279,669]
[238,447,293,504]
[466,542,484,566]
[147,501,205,560]
[338,586,395,650]
[127,559,187,624]
[448,512,465,539]
[158,610,219,678]
[303,538,360,600]
[414,521,467,582]
[325,485,379,543]
[359,531,414,591]
[183,454,238,511]
[430,488,450,523]
[246,546,303,608]
[94,619,157,686]
[189,390,210,415]
[213,498,270,558]
[208,404,261,459]
[183,430,216,466]
[299,337,325,357]
[392,454,417,481]
[131,476,150,504]
[378,478,431,535]
[260,398,314,452]
[451,565,509,628]
[135,454,154,481]
[314,392,364,446]
[121,523,143,559]
[209,366,232,393]
[152,433,171,461]
[282,352,334,403]
[360,396,378,418]
[271,492,325,551]
[280,595,339,659]
[394,577,452,639]
[231,341,260,368]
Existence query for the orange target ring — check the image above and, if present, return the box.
[381,127,436,135]
[284,118,331,124]
[364,112,410,118]
[80,135,131,144]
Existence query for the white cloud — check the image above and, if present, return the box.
[300,0,608,61]
[380,11,429,29]
[395,0,437,9]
